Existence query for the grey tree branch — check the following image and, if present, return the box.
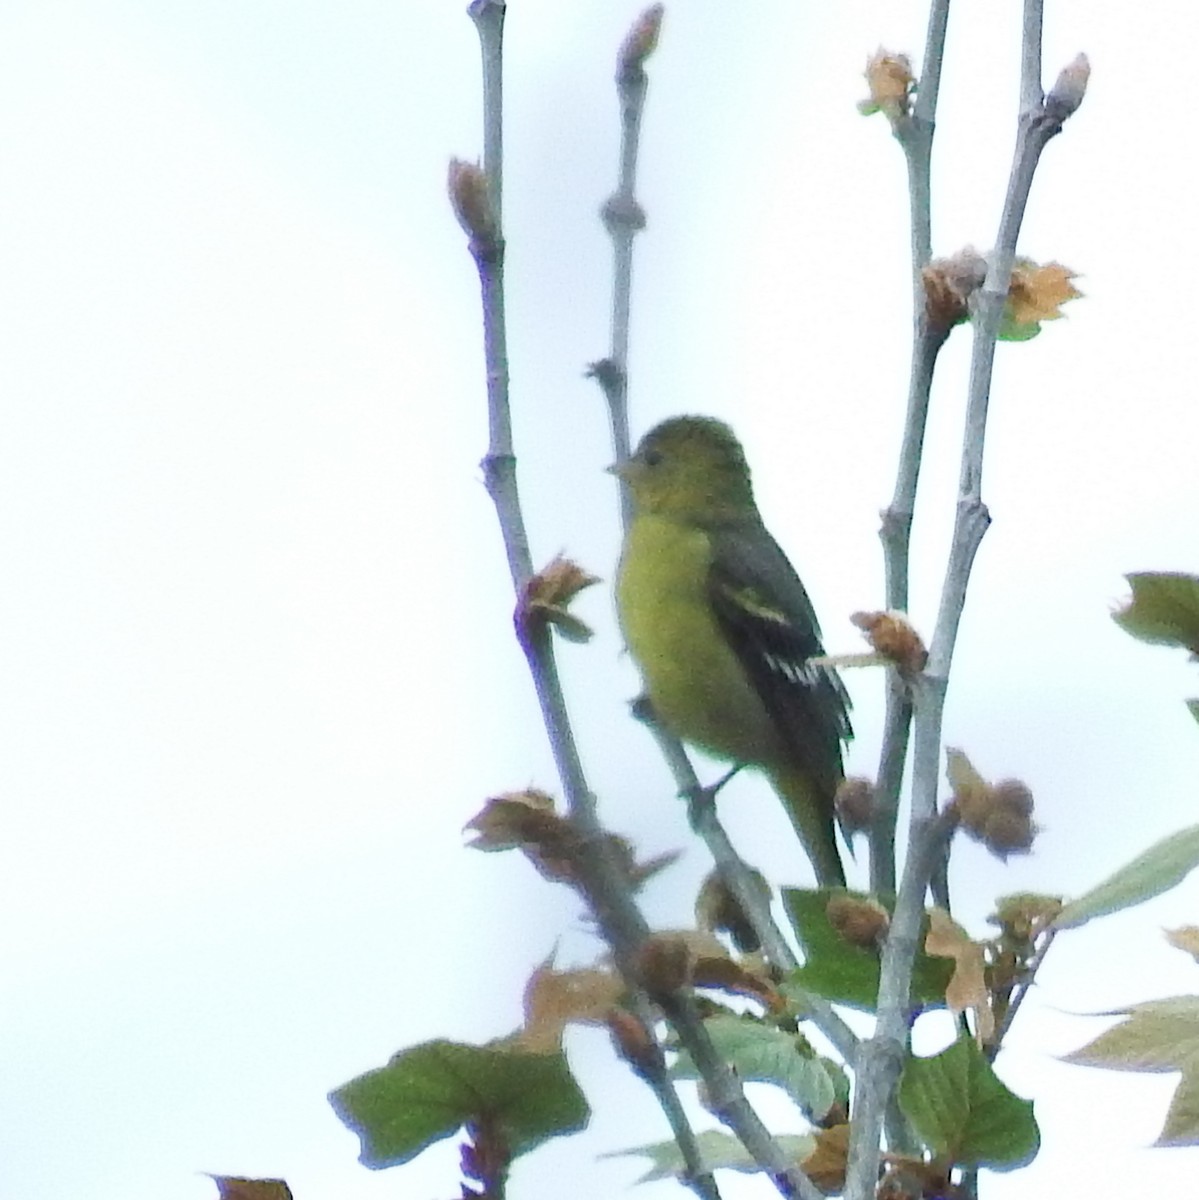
[871,0,952,897]
[846,2,1087,1195]
[592,0,858,1075]
[591,4,660,529]
[458,7,841,1197]
[460,8,725,1198]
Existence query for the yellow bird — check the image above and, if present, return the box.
[614,416,851,886]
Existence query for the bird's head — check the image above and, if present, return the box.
[610,415,755,521]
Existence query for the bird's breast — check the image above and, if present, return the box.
[616,515,781,766]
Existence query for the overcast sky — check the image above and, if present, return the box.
[2,2,1198,1199]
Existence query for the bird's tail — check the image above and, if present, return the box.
[769,765,845,888]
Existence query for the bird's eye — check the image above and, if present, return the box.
[641,448,663,467]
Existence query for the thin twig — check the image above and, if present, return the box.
[592,1,797,980]
[871,0,952,896]
[591,4,660,528]
[460,8,835,1197]
[846,3,1087,1194]
[986,928,1057,1061]
[639,708,859,1062]
[461,8,724,1198]
[592,4,859,1081]
[846,807,959,1200]
[661,989,830,1200]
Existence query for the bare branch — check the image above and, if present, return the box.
[592,4,661,529]
[871,0,952,895]
[848,2,1087,1194]
[458,9,842,1196]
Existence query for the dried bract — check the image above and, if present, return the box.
[851,610,928,674]
[515,554,600,645]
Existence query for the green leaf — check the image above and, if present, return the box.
[328,1038,589,1169]
[898,1035,1039,1169]
[604,1130,817,1182]
[782,889,952,1011]
[1065,997,1199,1146]
[671,1014,835,1119]
[1113,572,1199,653]
[994,313,1042,342]
[821,1055,851,1113]
[1052,824,1199,930]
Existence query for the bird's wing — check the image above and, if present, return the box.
[706,520,851,794]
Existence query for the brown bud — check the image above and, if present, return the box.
[606,1007,658,1074]
[947,750,1037,861]
[834,777,876,834]
[695,868,772,953]
[990,892,1063,939]
[850,610,927,674]
[980,805,1036,859]
[858,49,914,119]
[464,790,598,885]
[618,5,664,75]
[922,247,987,329]
[464,789,559,851]
[826,895,890,948]
[515,554,600,645]
[993,779,1034,816]
[447,158,496,245]
[632,933,695,998]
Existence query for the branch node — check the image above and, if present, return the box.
[601,193,648,234]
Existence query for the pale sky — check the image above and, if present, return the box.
[2,2,1198,1199]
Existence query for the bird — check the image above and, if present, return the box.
[613,415,851,886]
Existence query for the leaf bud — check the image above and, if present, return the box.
[834,776,876,835]
[618,5,664,76]
[1046,52,1090,119]
[632,933,695,998]
[858,49,914,120]
[447,158,497,246]
[826,894,890,948]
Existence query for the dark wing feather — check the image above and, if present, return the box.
[707,519,851,794]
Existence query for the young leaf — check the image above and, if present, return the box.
[329,1038,589,1169]
[801,1123,851,1194]
[671,1014,837,1120]
[782,888,952,1010]
[996,259,1081,340]
[925,909,994,1043]
[1065,997,1199,1145]
[898,1035,1039,1169]
[604,1130,817,1183]
[1052,825,1199,930]
[1165,927,1199,964]
[1113,572,1199,653]
[207,1180,292,1200]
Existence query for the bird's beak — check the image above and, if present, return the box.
[607,459,631,480]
